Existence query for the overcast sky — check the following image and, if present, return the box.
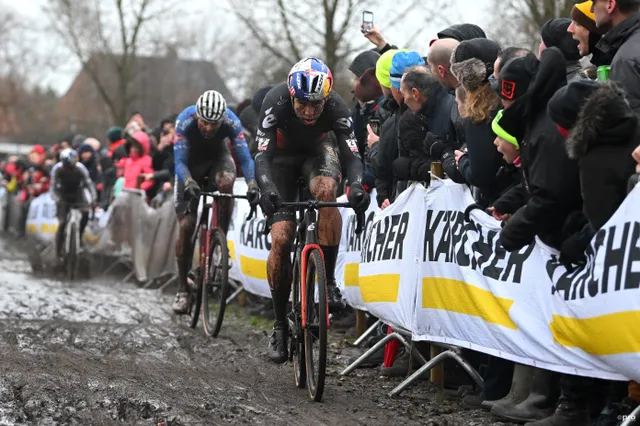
[7,0,492,95]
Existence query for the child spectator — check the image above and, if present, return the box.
[123,131,154,193]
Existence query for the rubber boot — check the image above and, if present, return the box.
[492,367,560,423]
[484,363,535,411]
[464,356,513,409]
[524,396,590,426]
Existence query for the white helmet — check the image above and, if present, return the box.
[196,90,227,123]
[60,148,77,166]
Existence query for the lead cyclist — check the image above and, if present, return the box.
[254,57,371,363]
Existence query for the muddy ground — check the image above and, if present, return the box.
[0,239,516,426]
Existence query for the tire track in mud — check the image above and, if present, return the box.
[0,239,512,425]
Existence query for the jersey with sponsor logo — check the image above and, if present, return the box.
[173,105,255,184]
[254,82,363,188]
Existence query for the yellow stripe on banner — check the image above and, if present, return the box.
[240,255,267,280]
[359,274,401,303]
[26,224,37,234]
[422,278,517,329]
[227,240,236,260]
[550,311,640,355]
[41,223,58,234]
[344,263,359,287]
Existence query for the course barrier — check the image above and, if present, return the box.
[17,177,640,382]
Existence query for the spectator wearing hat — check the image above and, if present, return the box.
[593,0,640,114]
[568,0,611,73]
[123,131,155,195]
[450,38,519,209]
[539,18,584,81]
[106,126,127,162]
[25,145,50,199]
[492,47,533,80]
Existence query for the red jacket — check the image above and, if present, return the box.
[123,131,154,191]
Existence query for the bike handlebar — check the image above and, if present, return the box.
[193,191,258,220]
[262,193,366,236]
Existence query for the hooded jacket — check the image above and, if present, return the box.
[497,48,583,251]
[123,131,154,191]
[565,81,639,231]
[78,144,101,185]
[597,12,640,114]
[436,24,487,41]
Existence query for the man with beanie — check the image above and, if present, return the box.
[568,0,611,72]
[539,18,584,81]
[435,23,487,42]
[593,0,640,115]
[492,54,539,109]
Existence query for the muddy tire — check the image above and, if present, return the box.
[202,229,229,338]
[304,249,327,402]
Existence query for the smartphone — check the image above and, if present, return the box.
[362,11,374,33]
[369,118,381,136]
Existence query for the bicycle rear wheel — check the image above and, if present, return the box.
[202,228,229,337]
[290,243,306,389]
[66,224,77,281]
[186,227,203,329]
[304,248,328,402]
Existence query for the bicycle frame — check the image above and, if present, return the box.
[274,182,365,329]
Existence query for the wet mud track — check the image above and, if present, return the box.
[0,240,513,425]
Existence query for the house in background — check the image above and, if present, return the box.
[53,48,234,138]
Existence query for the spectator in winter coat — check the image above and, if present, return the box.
[395,66,456,182]
[123,131,154,193]
[549,79,638,243]
[107,126,127,162]
[25,145,50,199]
[492,47,533,80]
[539,18,584,81]
[594,0,640,114]
[493,47,582,252]
[78,143,102,186]
[450,38,518,208]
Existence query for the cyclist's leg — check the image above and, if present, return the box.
[173,175,197,314]
[302,134,344,311]
[55,202,69,260]
[266,155,300,363]
[211,148,237,234]
[79,191,91,245]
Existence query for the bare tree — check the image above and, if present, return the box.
[222,0,448,99]
[489,0,574,50]
[44,0,176,126]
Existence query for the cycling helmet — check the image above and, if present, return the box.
[196,90,227,123]
[60,148,77,166]
[287,57,333,102]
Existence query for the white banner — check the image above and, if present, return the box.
[361,180,640,382]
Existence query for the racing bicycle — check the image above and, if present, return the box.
[265,180,364,402]
[184,185,256,337]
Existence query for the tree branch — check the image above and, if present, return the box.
[277,0,303,60]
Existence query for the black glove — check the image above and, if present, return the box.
[423,132,448,159]
[246,182,260,207]
[184,178,201,200]
[347,182,370,213]
[410,159,431,182]
[259,186,282,216]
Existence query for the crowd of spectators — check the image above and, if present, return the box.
[2,1,640,423]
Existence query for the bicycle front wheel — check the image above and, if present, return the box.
[291,243,306,389]
[304,248,328,402]
[186,228,203,329]
[202,228,229,337]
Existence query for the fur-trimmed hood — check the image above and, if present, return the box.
[566,81,638,160]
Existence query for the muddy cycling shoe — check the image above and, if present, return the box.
[267,321,289,364]
[327,280,346,313]
[172,292,189,314]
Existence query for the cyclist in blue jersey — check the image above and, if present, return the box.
[172,90,260,314]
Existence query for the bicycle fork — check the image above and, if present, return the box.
[299,210,331,330]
